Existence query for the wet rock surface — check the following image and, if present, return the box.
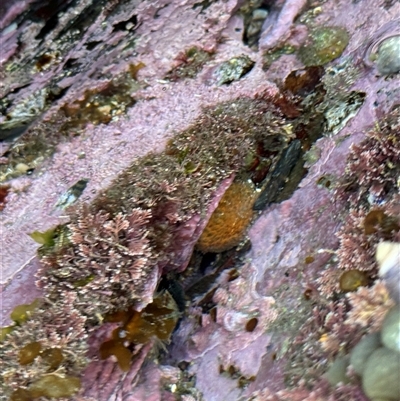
[1,0,400,400]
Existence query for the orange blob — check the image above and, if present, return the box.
[197,181,256,253]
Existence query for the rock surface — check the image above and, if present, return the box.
[1,0,400,400]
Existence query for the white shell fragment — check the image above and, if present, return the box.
[376,242,400,303]
[376,242,400,277]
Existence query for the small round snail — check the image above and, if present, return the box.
[363,19,400,76]
[376,241,400,304]
[375,36,400,75]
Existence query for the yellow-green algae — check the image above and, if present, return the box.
[29,229,56,247]
[10,299,41,325]
[11,364,80,399]
[298,27,349,66]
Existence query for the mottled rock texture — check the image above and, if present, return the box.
[1,0,400,400]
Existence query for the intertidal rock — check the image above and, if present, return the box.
[1,0,400,400]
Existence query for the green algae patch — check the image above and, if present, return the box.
[29,229,57,247]
[10,299,41,325]
[298,27,349,66]
[213,55,255,85]
[32,224,72,258]
[0,299,42,342]
[60,70,141,131]
[0,326,15,342]
[0,129,57,183]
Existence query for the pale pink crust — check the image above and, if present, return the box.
[259,0,308,50]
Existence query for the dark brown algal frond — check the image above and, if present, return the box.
[0,293,88,400]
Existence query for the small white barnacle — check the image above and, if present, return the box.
[118,329,127,339]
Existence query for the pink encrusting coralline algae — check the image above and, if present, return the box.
[0,0,400,400]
